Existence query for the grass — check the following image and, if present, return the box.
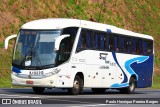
[152,74,160,89]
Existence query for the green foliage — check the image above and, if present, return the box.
[155,55,160,66]
[152,74,160,89]
[19,16,26,23]
[8,0,15,6]
[0,42,4,48]
[135,10,143,19]
[33,0,39,4]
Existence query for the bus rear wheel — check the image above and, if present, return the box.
[32,87,45,94]
[68,75,83,95]
[91,88,106,93]
[120,77,136,94]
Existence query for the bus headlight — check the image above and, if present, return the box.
[12,72,18,76]
[43,68,61,77]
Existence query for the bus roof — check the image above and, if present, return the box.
[21,18,153,40]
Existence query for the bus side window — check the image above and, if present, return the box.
[114,35,118,52]
[90,31,95,49]
[100,33,104,50]
[94,32,99,49]
[77,29,87,51]
[108,36,114,51]
[139,39,143,55]
[132,38,136,54]
[121,37,125,53]
[124,37,127,53]
[147,40,153,55]
[127,38,132,54]
[117,36,122,53]
[86,30,91,49]
[136,39,140,54]
[104,34,108,51]
[143,40,147,55]
[81,31,87,48]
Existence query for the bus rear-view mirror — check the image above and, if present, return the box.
[4,34,17,49]
[55,34,70,52]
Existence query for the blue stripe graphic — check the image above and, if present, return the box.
[124,56,149,80]
[112,52,128,83]
[12,67,21,73]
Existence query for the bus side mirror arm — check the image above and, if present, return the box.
[4,34,17,49]
[55,34,70,51]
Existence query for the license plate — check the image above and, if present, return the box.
[29,71,44,76]
[26,80,33,84]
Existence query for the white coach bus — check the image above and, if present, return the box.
[5,18,154,95]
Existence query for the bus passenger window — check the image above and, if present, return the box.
[81,31,87,48]
[77,29,87,51]
[108,36,114,51]
[143,40,147,55]
[100,33,104,50]
[132,38,136,54]
[94,32,99,49]
[147,40,153,55]
[117,36,122,53]
[104,35,108,51]
[90,31,95,49]
[86,31,91,49]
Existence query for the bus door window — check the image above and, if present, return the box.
[58,27,78,64]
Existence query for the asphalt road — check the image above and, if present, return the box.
[0,88,160,107]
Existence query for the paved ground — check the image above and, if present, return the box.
[0,88,160,107]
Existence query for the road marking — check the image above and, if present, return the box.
[39,98,95,104]
[0,94,39,98]
[67,104,115,107]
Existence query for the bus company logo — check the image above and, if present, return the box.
[28,75,31,79]
[99,53,109,64]
[2,99,11,104]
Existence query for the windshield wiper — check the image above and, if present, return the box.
[20,47,42,69]
[20,47,33,66]
[32,50,43,69]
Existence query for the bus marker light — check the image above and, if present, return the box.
[66,76,70,78]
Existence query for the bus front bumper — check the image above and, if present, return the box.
[11,74,56,87]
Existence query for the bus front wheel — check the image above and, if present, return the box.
[120,77,136,94]
[32,87,45,94]
[68,75,83,95]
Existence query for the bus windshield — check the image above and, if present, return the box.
[13,30,61,69]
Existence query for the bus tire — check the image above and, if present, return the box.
[120,77,136,94]
[91,88,106,93]
[68,75,83,95]
[32,87,45,94]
